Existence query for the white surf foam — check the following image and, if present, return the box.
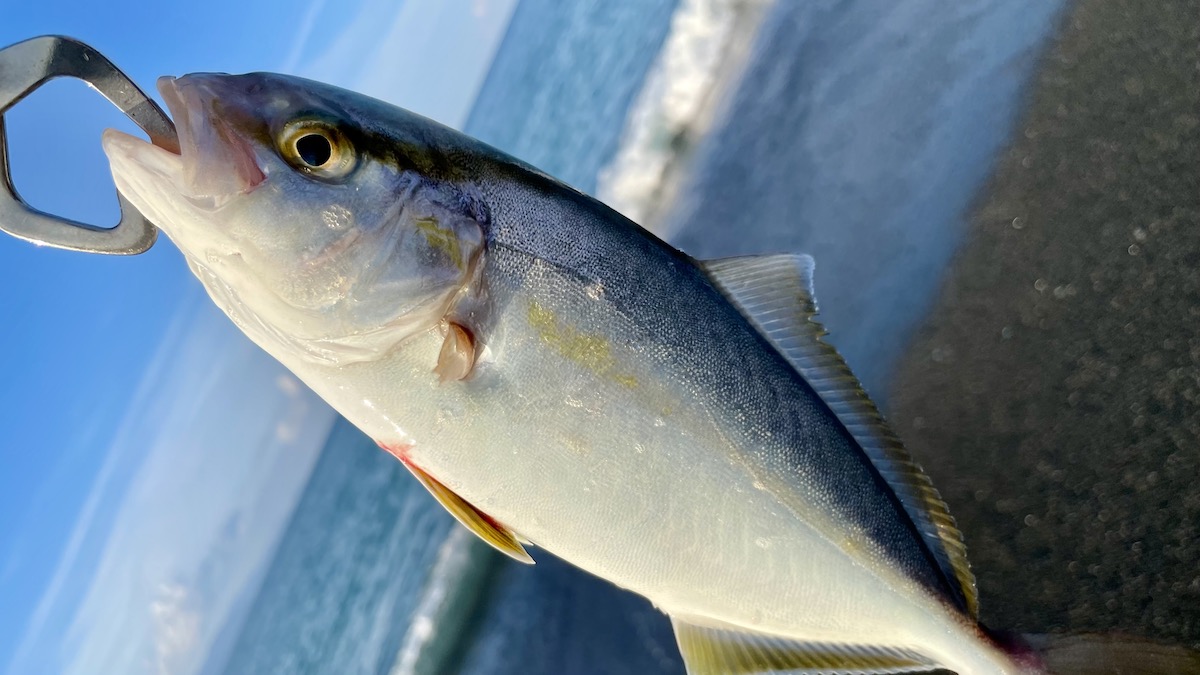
[596,0,772,230]
[388,528,490,675]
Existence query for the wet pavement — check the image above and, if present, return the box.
[887,0,1200,648]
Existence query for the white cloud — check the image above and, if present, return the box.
[3,291,206,675]
[149,582,201,675]
[279,0,331,75]
[295,0,519,127]
[6,291,334,675]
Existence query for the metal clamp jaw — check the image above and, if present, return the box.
[0,35,178,255]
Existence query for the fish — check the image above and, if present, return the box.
[101,72,1200,675]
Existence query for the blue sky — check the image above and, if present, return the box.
[0,1,516,673]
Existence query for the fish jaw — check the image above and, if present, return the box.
[102,75,267,230]
[102,126,190,235]
[101,74,269,259]
[158,75,266,197]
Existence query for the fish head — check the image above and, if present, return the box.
[103,73,486,364]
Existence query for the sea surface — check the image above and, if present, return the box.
[210,1,1066,673]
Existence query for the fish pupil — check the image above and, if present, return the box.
[296,133,333,167]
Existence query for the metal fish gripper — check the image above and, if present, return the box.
[0,35,177,254]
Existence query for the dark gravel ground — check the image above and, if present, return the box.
[887,0,1200,649]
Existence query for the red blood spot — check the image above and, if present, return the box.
[375,440,511,532]
[376,441,413,463]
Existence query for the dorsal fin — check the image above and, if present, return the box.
[701,254,978,618]
[671,615,939,674]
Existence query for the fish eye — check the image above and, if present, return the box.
[277,119,357,181]
[296,133,332,166]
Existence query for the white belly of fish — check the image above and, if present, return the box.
[272,311,1011,674]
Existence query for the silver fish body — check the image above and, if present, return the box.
[104,73,1030,674]
[330,206,1006,671]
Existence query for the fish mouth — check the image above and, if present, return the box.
[158,75,266,198]
[102,74,265,219]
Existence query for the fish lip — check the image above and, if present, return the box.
[156,76,188,157]
[155,74,266,197]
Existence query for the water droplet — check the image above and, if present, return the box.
[1011,216,1025,229]
[1001,326,1014,339]
[322,204,353,230]
[755,537,772,549]
[653,417,665,428]
[1133,227,1147,242]
[752,480,767,491]
[1034,278,1048,292]
[1128,244,1141,256]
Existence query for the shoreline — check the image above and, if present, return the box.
[596,0,775,234]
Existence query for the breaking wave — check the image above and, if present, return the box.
[596,0,772,231]
[387,528,494,675]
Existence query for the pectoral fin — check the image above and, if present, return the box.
[435,321,476,382]
[671,616,938,675]
[400,458,534,564]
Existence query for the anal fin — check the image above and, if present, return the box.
[672,616,938,675]
[400,458,534,565]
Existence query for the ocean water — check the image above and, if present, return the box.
[209,420,455,675]
[212,1,1067,673]
[465,0,679,193]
